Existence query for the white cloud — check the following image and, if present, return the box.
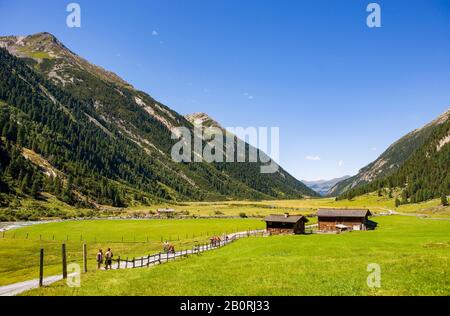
[305,156,321,161]
[243,92,254,100]
[152,30,158,36]
[338,160,344,167]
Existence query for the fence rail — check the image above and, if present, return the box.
[109,230,266,270]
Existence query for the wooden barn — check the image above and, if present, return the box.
[317,209,375,232]
[263,214,309,235]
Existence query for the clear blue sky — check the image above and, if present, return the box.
[1,0,450,181]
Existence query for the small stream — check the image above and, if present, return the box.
[0,221,55,232]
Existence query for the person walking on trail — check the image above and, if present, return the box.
[105,248,113,270]
[96,249,103,270]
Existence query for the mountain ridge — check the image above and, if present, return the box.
[330,109,450,196]
[0,32,317,208]
[302,176,351,196]
[334,109,450,203]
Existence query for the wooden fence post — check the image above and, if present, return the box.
[158,252,161,264]
[141,256,143,267]
[133,257,135,268]
[62,244,67,279]
[83,244,87,273]
[39,248,44,287]
[117,256,121,269]
[125,257,128,269]
[147,255,150,267]
[26,233,29,239]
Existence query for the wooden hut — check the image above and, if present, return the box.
[263,213,309,235]
[317,209,375,232]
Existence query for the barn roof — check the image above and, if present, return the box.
[317,209,371,218]
[263,214,309,223]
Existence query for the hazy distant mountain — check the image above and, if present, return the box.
[0,32,317,208]
[302,176,351,196]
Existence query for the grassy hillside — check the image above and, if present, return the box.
[23,216,450,296]
[0,219,264,286]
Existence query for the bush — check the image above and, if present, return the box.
[239,212,247,218]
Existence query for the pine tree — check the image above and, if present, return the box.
[21,173,31,194]
[31,178,41,199]
[442,194,449,207]
[395,198,401,208]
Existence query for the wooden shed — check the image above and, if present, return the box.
[317,209,375,232]
[263,214,309,235]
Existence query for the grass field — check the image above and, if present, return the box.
[22,216,450,296]
[3,192,448,222]
[0,219,264,286]
[133,193,450,218]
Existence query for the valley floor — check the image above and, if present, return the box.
[20,216,450,296]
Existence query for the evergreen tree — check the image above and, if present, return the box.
[31,177,41,199]
[21,173,31,194]
[442,194,449,207]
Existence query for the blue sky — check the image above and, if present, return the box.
[1,0,449,181]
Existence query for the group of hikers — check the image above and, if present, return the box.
[96,248,114,270]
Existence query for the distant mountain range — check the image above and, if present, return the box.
[302,176,351,196]
[0,32,317,208]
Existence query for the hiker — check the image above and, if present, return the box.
[104,248,113,270]
[96,249,103,270]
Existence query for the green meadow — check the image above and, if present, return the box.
[0,219,264,286]
[130,192,450,218]
[22,216,450,296]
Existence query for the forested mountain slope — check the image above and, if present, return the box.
[0,33,316,208]
[337,110,450,204]
[330,110,450,196]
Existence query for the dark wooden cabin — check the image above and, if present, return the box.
[317,209,375,232]
[263,214,309,235]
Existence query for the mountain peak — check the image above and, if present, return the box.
[0,32,132,89]
[185,112,223,129]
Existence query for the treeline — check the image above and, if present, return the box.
[338,115,450,205]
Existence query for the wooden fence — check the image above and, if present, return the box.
[110,230,266,269]
[37,229,266,286]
